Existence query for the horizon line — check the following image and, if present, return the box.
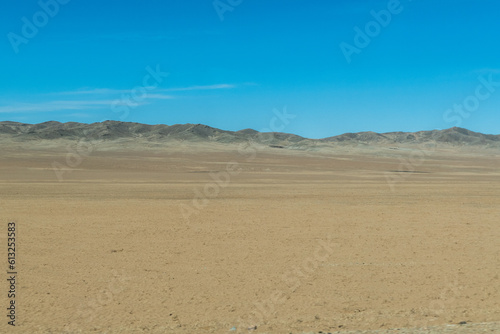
[1,120,498,139]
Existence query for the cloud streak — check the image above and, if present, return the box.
[160,84,235,92]
[0,83,236,114]
[55,84,236,96]
[0,100,119,113]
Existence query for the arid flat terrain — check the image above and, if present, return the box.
[1,138,499,333]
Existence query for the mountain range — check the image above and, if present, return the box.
[0,121,499,149]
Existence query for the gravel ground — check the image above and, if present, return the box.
[24,321,500,333]
[299,322,500,334]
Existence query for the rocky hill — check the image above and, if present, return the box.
[0,121,498,149]
[322,127,500,146]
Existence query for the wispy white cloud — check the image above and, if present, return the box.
[0,100,119,113]
[57,88,125,95]
[146,94,176,99]
[54,84,236,96]
[159,84,236,92]
[0,83,238,113]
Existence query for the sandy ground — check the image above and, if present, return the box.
[0,141,499,333]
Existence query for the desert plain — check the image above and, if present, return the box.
[1,136,499,333]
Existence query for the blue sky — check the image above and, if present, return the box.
[0,0,499,138]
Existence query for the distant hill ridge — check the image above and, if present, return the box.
[0,121,499,147]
